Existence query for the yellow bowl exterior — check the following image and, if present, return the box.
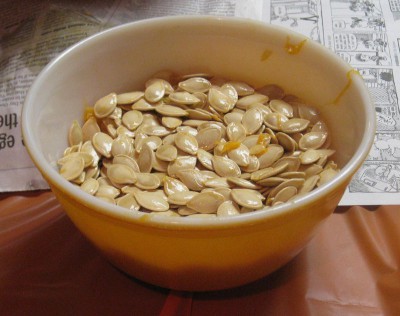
[50,178,347,291]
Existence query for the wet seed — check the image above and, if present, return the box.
[60,73,339,216]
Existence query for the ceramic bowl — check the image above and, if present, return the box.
[22,16,375,291]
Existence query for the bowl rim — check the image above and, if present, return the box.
[22,15,376,230]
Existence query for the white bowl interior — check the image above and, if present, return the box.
[23,16,375,224]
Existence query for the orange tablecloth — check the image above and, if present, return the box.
[1,191,399,315]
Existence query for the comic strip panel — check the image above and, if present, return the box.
[356,68,400,131]
[349,162,400,193]
[388,0,400,20]
[332,15,385,32]
[367,132,400,161]
[330,0,383,18]
[330,0,391,65]
[270,0,323,43]
[334,35,391,65]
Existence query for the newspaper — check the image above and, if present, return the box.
[1,0,399,205]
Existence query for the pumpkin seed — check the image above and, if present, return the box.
[231,189,263,209]
[94,93,117,118]
[187,191,225,214]
[133,189,169,212]
[60,73,339,216]
[60,155,85,181]
[217,200,240,216]
[117,91,144,105]
[179,77,211,93]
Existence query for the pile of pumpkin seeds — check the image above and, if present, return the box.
[59,72,340,218]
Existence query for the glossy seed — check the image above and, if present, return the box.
[142,136,162,151]
[242,108,263,135]
[231,189,263,209]
[80,178,99,195]
[298,104,321,124]
[227,177,260,189]
[162,117,182,129]
[258,145,284,169]
[179,77,211,93]
[169,91,200,105]
[226,122,246,142]
[186,108,213,120]
[273,156,300,172]
[304,164,324,178]
[228,81,255,96]
[147,78,174,94]
[96,183,120,199]
[176,169,206,191]
[299,175,320,193]
[133,189,169,212]
[168,191,199,205]
[92,132,113,158]
[269,99,294,118]
[152,156,169,172]
[57,152,93,169]
[155,104,188,117]
[196,127,222,151]
[122,110,143,131]
[113,154,140,172]
[174,132,198,155]
[68,120,83,146]
[208,87,235,113]
[167,156,197,177]
[273,186,297,204]
[241,155,260,173]
[269,178,305,198]
[116,193,140,211]
[82,117,100,142]
[117,91,144,105]
[213,156,241,178]
[60,156,85,181]
[204,177,230,188]
[263,112,289,131]
[299,149,320,164]
[144,79,165,103]
[221,84,239,108]
[281,118,310,134]
[227,144,250,167]
[236,93,269,110]
[299,132,327,150]
[217,200,240,216]
[94,93,117,118]
[141,124,170,137]
[223,111,243,125]
[134,173,161,190]
[107,163,137,185]
[197,149,214,170]
[256,176,286,187]
[156,144,178,162]
[317,169,338,186]
[276,132,297,152]
[137,143,154,173]
[178,206,198,216]
[280,171,306,179]
[131,98,156,111]
[187,191,225,214]
[111,135,132,157]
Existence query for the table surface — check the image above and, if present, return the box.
[1,191,399,316]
